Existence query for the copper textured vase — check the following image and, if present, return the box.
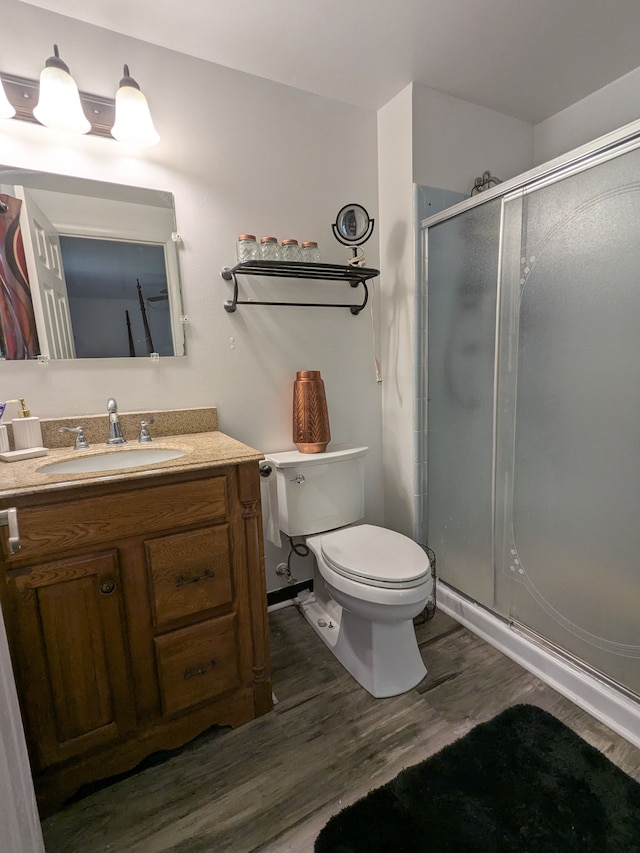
[293,370,331,453]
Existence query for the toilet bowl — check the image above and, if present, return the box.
[303,524,430,697]
[263,446,432,698]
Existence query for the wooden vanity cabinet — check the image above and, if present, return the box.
[0,461,272,816]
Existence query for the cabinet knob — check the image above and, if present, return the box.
[100,580,117,595]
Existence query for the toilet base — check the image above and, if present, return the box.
[296,589,427,698]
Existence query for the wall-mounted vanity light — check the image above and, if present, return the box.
[111,65,159,146]
[0,45,159,146]
[32,45,90,134]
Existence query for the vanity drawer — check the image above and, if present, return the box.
[146,526,233,627]
[154,614,239,716]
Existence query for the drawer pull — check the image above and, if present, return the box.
[100,580,117,595]
[175,569,215,587]
[183,660,217,680]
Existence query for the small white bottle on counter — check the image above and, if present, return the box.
[11,398,44,450]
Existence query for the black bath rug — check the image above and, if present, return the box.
[315,703,640,852]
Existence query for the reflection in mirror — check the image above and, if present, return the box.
[332,203,375,249]
[0,166,185,360]
[340,206,367,240]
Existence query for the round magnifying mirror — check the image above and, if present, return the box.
[332,203,374,247]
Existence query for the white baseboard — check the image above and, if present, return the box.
[436,582,640,750]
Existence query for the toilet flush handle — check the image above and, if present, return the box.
[290,474,305,485]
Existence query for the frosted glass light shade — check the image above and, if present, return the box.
[111,77,159,146]
[0,80,16,119]
[33,65,90,134]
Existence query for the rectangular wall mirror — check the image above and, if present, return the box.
[0,166,185,360]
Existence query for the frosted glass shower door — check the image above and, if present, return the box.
[496,147,640,696]
[426,200,502,607]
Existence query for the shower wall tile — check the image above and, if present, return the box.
[414,400,427,438]
[414,511,427,548]
[416,184,467,222]
[443,188,467,209]
[414,460,428,497]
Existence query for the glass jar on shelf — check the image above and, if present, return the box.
[236,234,260,263]
[281,238,301,262]
[301,241,321,263]
[260,236,281,261]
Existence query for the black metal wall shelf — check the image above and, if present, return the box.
[220,260,379,315]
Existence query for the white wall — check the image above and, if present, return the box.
[412,84,534,194]
[534,66,640,165]
[1,1,384,591]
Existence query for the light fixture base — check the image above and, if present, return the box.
[0,72,115,138]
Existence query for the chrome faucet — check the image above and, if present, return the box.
[106,398,126,445]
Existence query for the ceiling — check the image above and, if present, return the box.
[19,0,640,124]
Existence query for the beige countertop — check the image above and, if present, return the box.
[0,431,264,499]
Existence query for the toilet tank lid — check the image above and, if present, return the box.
[264,445,367,468]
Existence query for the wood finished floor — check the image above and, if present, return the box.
[41,605,640,852]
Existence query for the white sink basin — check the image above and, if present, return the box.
[38,448,187,475]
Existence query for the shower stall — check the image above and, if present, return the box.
[420,120,640,735]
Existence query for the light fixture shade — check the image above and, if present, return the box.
[32,45,90,134]
[0,79,16,119]
[111,65,159,146]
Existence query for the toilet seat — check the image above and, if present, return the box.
[320,524,430,589]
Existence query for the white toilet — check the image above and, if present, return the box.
[263,445,432,698]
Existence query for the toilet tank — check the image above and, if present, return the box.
[264,446,367,537]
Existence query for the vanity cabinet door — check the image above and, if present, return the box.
[7,550,136,770]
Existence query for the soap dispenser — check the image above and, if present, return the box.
[11,398,44,451]
[0,403,8,452]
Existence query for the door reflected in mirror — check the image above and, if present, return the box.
[0,166,185,360]
[60,237,172,358]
